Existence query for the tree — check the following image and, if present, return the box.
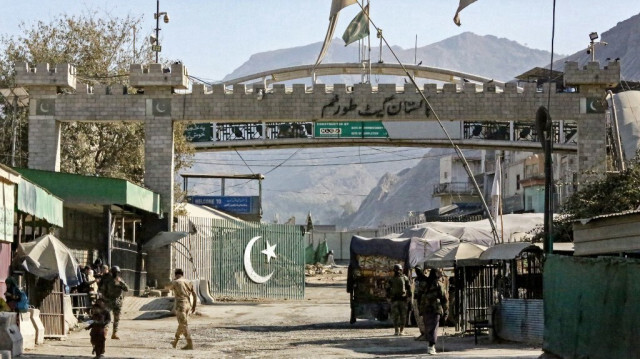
[0,12,194,194]
[543,156,640,242]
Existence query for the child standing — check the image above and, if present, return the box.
[86,298,111,359]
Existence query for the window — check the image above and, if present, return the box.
[516,174,521,190]
[444,171,448,179]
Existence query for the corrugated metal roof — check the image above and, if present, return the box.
[574,209,640,224]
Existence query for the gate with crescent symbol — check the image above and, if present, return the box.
[208,219,305,299]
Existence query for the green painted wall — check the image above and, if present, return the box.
[544,255,640,359]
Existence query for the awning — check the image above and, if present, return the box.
[14,167,160,215]
[0,164,19,242]
[480,242,542,260]
[143,231,189,250]
[17,178,64,227]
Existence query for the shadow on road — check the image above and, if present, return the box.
[228,320,393,333]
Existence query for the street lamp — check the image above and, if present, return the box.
[586,31,607,62]
[152,0,170,63]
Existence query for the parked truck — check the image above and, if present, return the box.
[347,236,411,323]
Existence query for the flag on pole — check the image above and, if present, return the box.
[490,155,502,241]
[314,0,358,67]
[453,0,477,26]
[342,5,369,46]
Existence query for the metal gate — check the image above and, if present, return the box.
[455,265,496,331]
[211,220,305,299]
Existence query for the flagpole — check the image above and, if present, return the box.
[367,0,371,83]
[353,0,500,245]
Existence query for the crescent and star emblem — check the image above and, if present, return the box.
[155,102,167,113]
[244,236,277,284]
[39,102,49,113]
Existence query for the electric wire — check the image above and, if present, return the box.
[234,149,254,174]
[354,0,499,243]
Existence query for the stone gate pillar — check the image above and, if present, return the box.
[130,63,189,287]
[563,61,620,186]
[15,63,77,171]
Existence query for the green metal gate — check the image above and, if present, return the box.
[210,220,305,299]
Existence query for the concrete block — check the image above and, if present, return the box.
[18,312,35,350]
[28,309,44,345]
[0,313,22,357]
[63,295,76,333]
[198,279,215,305]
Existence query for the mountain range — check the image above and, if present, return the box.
[190,13,640,228]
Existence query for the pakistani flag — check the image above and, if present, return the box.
[342,5,369,46]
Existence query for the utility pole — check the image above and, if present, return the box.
[536,106,554,253]
[152,0,170,63]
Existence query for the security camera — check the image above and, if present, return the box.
[163,14,170,23]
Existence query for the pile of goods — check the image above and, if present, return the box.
[352,255,403,301]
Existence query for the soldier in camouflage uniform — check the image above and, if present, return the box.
[413,266,429,341]
[386,264,411,336]
[101,266,129,340]
[170,268,197,350]
[419,268,448,355]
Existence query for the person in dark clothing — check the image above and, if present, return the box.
[86,298,111,359]
[419,268,448,355]
[101,266,128,339]
[4,275,21,312]
[413,266,429,341]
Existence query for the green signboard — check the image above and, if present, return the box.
[184,123,214,142]
[314,121,389,138]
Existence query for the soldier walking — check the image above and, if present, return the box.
[386,264,411,336]
[170,268,197,350]
[101,265,129,340]
[413,266,428,341]
[419,268,448,355]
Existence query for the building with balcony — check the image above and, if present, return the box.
[433,154,483,207]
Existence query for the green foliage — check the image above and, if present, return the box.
[562,164,640,220]
[540,158,640,242]
[0,12,194,193]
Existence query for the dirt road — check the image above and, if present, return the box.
[22,271,542,358]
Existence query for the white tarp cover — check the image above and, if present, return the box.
[412,213,544,245]
[401,213,544,267]
[480,242,542,260]
[16,234,79,286]
[424,242,488,267]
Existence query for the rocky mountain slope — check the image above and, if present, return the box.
[192,14,639,228]
[552,13,640,81]
[224,32,553,83]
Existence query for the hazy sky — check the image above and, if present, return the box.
[2,1,639,82]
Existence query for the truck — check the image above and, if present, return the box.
[347,236,411,323]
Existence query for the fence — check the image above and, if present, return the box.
[309,229,378,261]
[176,217,305,300]
[175,216,215,286]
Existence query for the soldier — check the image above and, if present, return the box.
[169,268,196,350]
[386,264,411,336]
[420,268,448,355]
[413,266,429,341]
[102,265,128,340]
